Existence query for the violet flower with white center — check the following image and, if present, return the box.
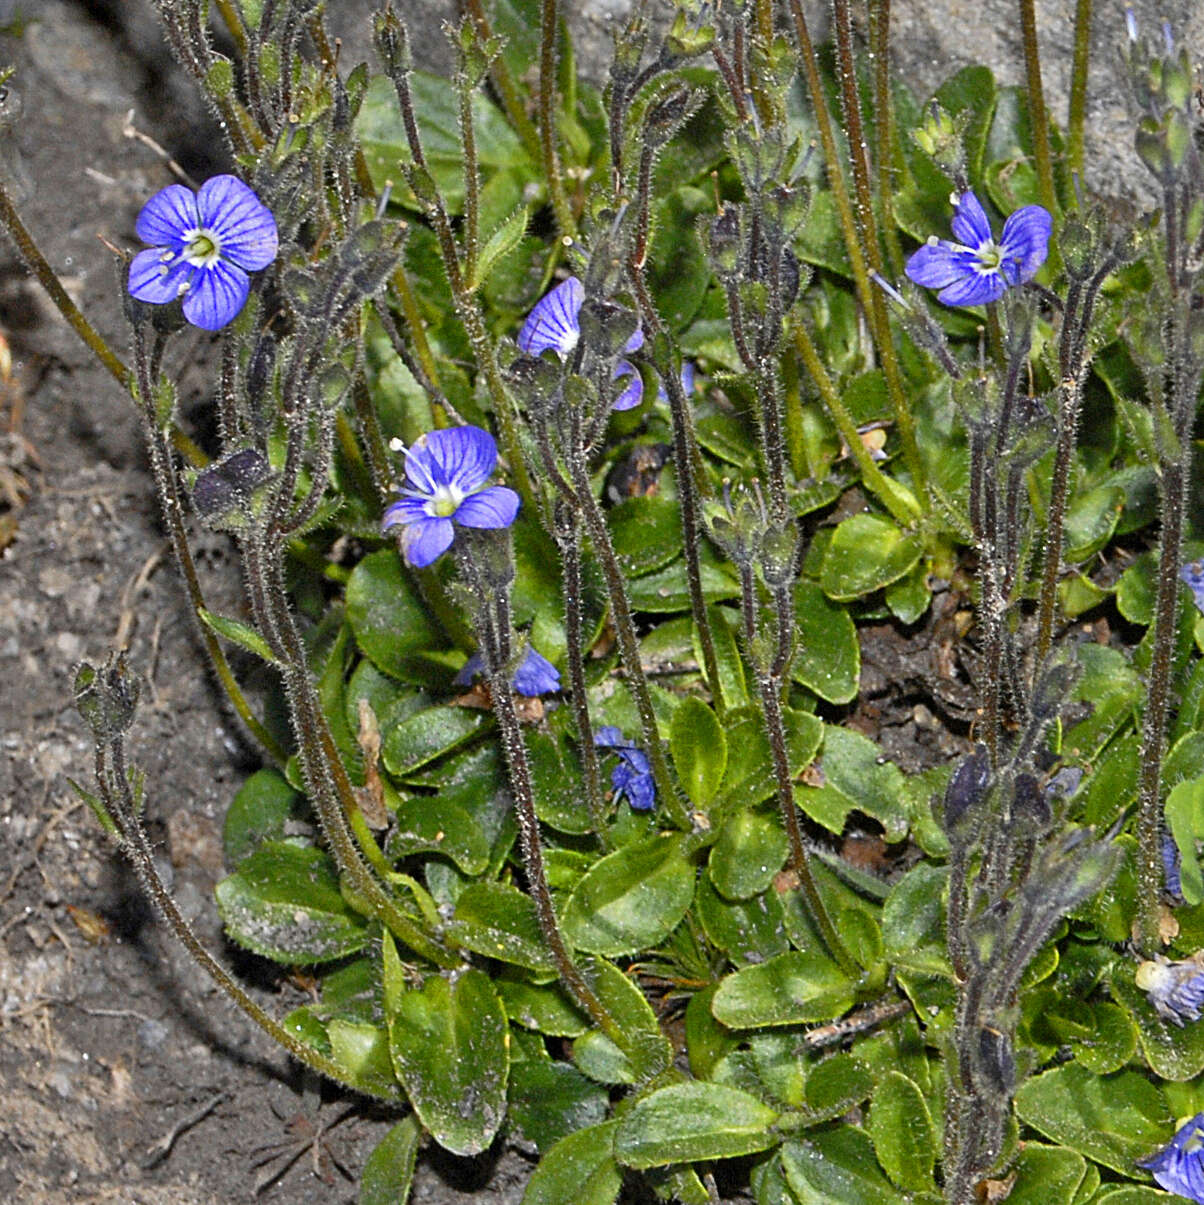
[1139,1111,1204,1201]
[128,175,278,331]
[905,190,1052,308]
[1182,560,1204,614]
[381,426,520,568]
[455,645,560,697]
[594,725,656,811]
[517,276,646,411]
[1136,951,1204,1026]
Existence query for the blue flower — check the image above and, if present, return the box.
[1139,1111,1204,1200]
[128,175,278,330]
[455,645,560,697]
[517,276,646,411]
[381,426,520,568]
[905,190,1051,308]
[1182,560,1204,614]
[594,725,656,811]
[1136,952,1204,1026]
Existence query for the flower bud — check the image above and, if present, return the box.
[74,653,141,742]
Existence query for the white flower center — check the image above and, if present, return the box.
[182,226,223,269]
[424,483,465,518]
[975,240,1003,273]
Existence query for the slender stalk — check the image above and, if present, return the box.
[0,180,130,389]
[98,739,379,1096]
[456,59,482,286]
[1067,0,1092,180]
[869,0,904,277]
[539,0,576,239]
[1018,0,1059,218]
[132,335,287,765]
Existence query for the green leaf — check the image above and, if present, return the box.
[497,977,589,1037]
[797,726,910,840]
[1068,1002,1139,1076]
[781,1127,910,1205]
[792,581,861,704]
[360,1116,420,1205]
[709,809,789,900]
[881,863,949,977]
[614,1083,780,1168]
[327,1018,399,1098]
[1002,1143,1087,1205]
[1165,772,1204,906]
[384,793,490,875]
[198,608,280,665]
[867,1071,936,1192]
[697,869,789,963]
[467,202,530,291]
[1063,486,1124,562]
[573,957,672,1083]
[1116,553,1156,625]
[346,550,443,683]
[711,950,856,1027]
[448,881,556,972]
[701,605,750,708]
[381,704,487,776]
[561,834,696,956]
[508,1032,609,1153]
[1062,645,1142,763]
[1013,1064,1171,1176]
[521,1122,622,1205]
[885,563,932,625]
[1092,1189,1185,1204]
[608,496,685,577]
[222,768,298,865]
[820,514,923,601]
[804,1054,874,1122]
[216,841,370,964]
[670,697,727,808]
[685,983,740,1080]
[387,969,508,1156]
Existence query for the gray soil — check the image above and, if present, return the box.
[0,1,1191,1202]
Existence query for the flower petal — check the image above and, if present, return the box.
[998,204,1053,284]
[135,183,198,249]
[594,725,626,749]
[422,425,498,494]
[128,248,193,304]
[512,647,560,696]
[517,276,584,358]
[454,652,485,686]
[402,516,455,567]
[196,174,279,271]
[905,240,974,289]
[181,258,251,330]
[938,269,1007,308]
[381,494,430,531]
[950,190,993,248]
[611,362,644,411]
[454,485,520,529]
[624,327,645,354]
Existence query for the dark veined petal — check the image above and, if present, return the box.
[135,183,198,250]
[1140,1113,1204,1202]
[950,190,993,249]
[196,174,279,272]
[381,494,430,531]
[402,440,442,496]
[612,752,655,810]
[939,268,1007,308]
[905,240,974,289]
[611,361,644,412]
[423,425,498,494]
[624,327,645,354]
[998,204,1053,283]
[517,276,584,357]
[454,485,520,529]
[512,647,560,696]
[182,259,251,330]
[128,248,193,304]
[402,516,455,567]
[594,725,627,749]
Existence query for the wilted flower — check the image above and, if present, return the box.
[905,190,1051,307]
[1136,951,1204,1026]
[594,725,656,811]
[517,276,645,411]
[455,645,560,697]
[381,426,519,568]
[128,175,278,330]
[1139,1111,1204,1201]
[1182,560,1204,614]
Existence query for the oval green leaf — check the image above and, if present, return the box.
[820,514,922,601]
[670,696,728,809]
[711,950,855,1027]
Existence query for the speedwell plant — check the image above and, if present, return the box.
[0,0,1195,1200]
